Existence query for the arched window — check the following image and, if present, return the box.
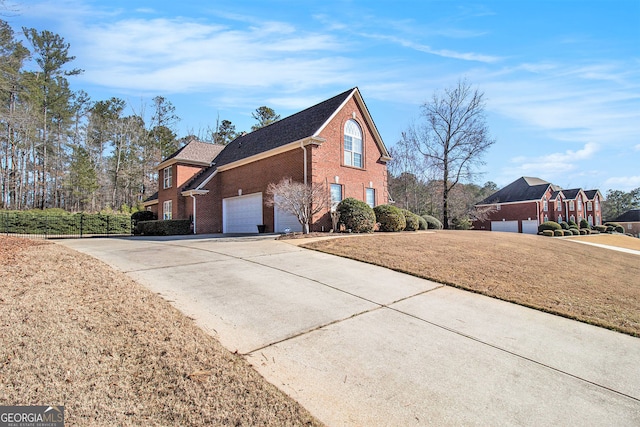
[344,120,363,168]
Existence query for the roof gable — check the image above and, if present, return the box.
[157,140,225,170]
[477,177,551,205]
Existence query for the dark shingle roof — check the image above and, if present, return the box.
[561,188,582,200]
[477,176,551,205]
[583,189,600,200]
[613,209,640,222]
[184,88,356,191]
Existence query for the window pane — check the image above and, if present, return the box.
[354,137,362,154]
[330,184,342,205]
[366,188,375,207]
[344,135,353,151]
[354,153,362,168]
[344,151,351,166]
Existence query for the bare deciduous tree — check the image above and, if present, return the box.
[403,79,495,229]
[265,178,328,234]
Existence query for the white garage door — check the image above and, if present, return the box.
[274,196,303,233]
[223,193,263,233]
[491,220,518,233]
[521,220,539,234]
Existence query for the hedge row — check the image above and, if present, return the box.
[1,210,132,235]
[136,219,191,236]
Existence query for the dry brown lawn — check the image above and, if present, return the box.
[302,231,640,337]
[0,236,323,426]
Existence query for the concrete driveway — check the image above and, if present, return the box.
[59,235,640,426]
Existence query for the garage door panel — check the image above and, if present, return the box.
[274,195,303,233]
[521,220,539,234]
[491,220,518,233]
[223,193,263,233]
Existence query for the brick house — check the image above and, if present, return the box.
[145,87,391,234]
[143,140,225,221]
[612,209,640,237]
[473,177,603,234]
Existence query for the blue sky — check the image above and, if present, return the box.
[6,0,640,192]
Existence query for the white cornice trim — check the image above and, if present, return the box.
[181,189,209,197]
[142,199,158,207]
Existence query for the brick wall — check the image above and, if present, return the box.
[309,96,388,231]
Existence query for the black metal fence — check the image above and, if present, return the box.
[1,212,133,239]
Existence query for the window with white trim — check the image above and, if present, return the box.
[543,197,548,212]
[344,120,363,168]
[557,198,562,211]
[163,200,172,220]
[577,198,582,210]
[330,184,342,211]
[163,166,173,189]
[587,201,592,211]
[558,214,563,223]
[569,201,575,211]
[366,188,375,208]
[544,214,549,222]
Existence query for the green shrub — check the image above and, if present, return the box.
[422,215,443,230]
[560,221,569,230]
[593,225,607,233]
[579,229,587,235]
[591,229,600,234]
[553,230,563,237]
[401,209,420,231]
[542,230,554,237]
[0,210,131,235]
[373,205,406,232]
[604,222,624,233]
[137,219,191,236]
[568,220,578,229]
[579,218,589,229]
[563,230,573,236]
[417,216,428,231]
[451,217,472,230]
[570,228,580,235]
[131,210,158,234]
[336,198,376,233]
[538,221,561,232]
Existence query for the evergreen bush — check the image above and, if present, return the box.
[422,215,443,230]
[553,230,563,237]
[401,209,420,231]
[336,198,376,233]
[373,205,406,232]
[560,221,569,230]
[538,221,561,232]
[417,216,428,231]
[137,219,191,236]
[579,218,589,229]
[542,230,554,237]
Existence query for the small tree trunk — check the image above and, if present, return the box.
[303,222,310,234]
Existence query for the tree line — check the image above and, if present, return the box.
[0,20,279,213]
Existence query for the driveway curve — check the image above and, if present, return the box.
[59,235,640,426]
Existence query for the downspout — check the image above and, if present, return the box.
[300,141,308,185]
[191,194,197,234]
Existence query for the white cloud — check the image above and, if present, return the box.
[634,144,640,151]
[603,176,640,191]
[71,16,352,94]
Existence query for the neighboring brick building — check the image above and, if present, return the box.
[612,209,640,237]
[473,176,603,234]
[145,88,391,234]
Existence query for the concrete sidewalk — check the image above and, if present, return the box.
[59,236,640,426]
